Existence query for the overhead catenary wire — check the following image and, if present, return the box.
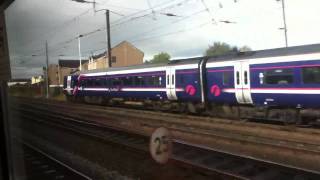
[28,0,181,57]
[123,8,207,42]
[27,0,220,61]
[30,0,190,57]
[100,4,144,12]
[200,0,217,24]
[20,8,94,53]
[130,21,212,43]
[25,0,115,56]
[81,20,213,56]
[48,8,205,57]
[109,0,185,28]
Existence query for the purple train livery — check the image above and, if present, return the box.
[64,44,320,123]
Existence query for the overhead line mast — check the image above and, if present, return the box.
[279,0,288,47]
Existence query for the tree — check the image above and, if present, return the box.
[205,42,236,56]
[147,52,171,64]
[238,45,252,52]
[204,42,251,56]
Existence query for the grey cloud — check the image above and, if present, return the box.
[5,0,221,78]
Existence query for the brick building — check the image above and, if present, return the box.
[47,41,143,87]
[84,41,144,70]
[48,59,88,87]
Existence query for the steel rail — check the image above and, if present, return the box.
[12,96,320,134]
[14,109,247,179]
[13,101,320,152]
[13,138,92,180]
[10,98,320,179]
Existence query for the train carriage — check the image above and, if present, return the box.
[204,44,320,109]
[64,44,320,123]
[249,52,320,108]
[64,60,203,103]
[168,57,203,102]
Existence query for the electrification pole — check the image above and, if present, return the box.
[92,0,112,67]
[45,40,49,99]
[280,0,288,47]
[106,10,112,68]
[78,35,83,71]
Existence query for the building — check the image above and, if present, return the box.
[7,79,31,87]
[47,41,143,87]
[83,41,144,70]
[48,59,88,87]
[31,75,44,85]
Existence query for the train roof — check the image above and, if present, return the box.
[77,57,203,75]
[78,62,167,75]
[76,43,320,75]
[207,43,320,63]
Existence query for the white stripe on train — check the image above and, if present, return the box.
[207,52,320,68]
[80,87,184,92]
[223,88,320,94]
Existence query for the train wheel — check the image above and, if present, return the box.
[187,102,197,114]
[178,103,187,113]
[65,95,72,102]
[152,101,162,111]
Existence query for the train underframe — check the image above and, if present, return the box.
[66,95,320,126]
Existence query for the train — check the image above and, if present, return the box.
[63,44,320,124]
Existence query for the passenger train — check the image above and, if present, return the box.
[63,44,320,124]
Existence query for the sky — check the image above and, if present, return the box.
[4,0,320,78]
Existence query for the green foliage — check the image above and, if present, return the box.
[205,42,251,56]
[147,52,171,64]
[239,45,252,52]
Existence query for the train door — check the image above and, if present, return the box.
[66,76,73,95]
[234,61,253,104]
[166,67,177,100]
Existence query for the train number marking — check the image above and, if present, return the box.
[149,127,172,164]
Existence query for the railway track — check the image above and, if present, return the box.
[13,139,92,180]
[10,97,320,179]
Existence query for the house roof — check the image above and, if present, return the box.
[92,41,144,59]
[113,41,144,54]
[58,59,88,68]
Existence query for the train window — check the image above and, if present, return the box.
[134,76,139,85]
[236,71,240,85]
[134,76,145,86]
[264,68,293,84]
[123,77,133,86]
[103,78,108,86]
[172,75,175,85]
[302,67,320,84]
[140,76,145,85]
[244,71,248,85]
[80,80,85,87]
[112,78,122,86]
[223,72,231,85]
[100,78,106,86]
[105,78,111,86]
[167,75,169,85]
[95,79,102,86]
[86,79,93,87]
[148,76,159,86]
[63,77,67,88]
[71,79,75,87]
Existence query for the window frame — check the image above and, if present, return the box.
[301,66,320,84]
[222,71,231,85]
[262,68,294,85]
[123,76,133,86]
